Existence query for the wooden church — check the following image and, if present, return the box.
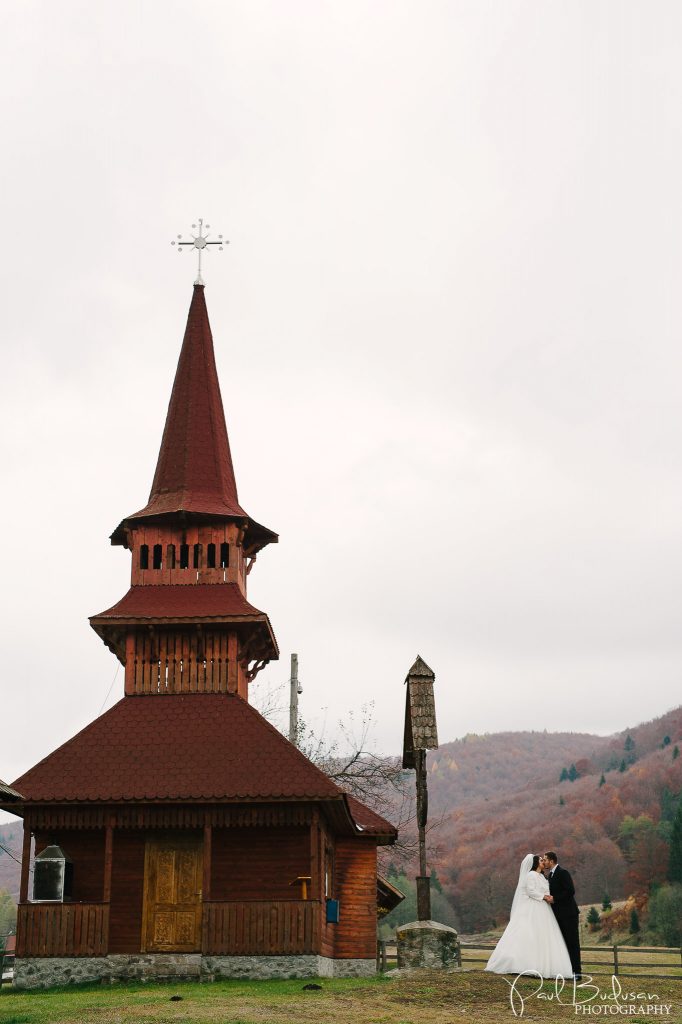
[2,283,397,988]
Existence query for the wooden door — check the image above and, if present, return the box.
[142,838,203,952]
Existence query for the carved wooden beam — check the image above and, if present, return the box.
[246,658,269,682]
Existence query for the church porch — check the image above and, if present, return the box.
[14,806,350,966]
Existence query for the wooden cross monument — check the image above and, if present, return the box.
[402,656,439,921]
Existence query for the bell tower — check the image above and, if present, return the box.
[90,284,278,699]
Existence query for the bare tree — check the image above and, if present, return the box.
[251,680,443,867]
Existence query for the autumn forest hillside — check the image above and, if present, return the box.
[422,706,682,931]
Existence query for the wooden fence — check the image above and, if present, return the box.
[0,939,14,989]
[377,940,682,980]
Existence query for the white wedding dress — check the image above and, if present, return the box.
[485,855,573,977]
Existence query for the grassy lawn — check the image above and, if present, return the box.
[1,971,681,1024]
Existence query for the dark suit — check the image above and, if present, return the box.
[548,865,581,976]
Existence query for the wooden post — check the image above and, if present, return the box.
[309,809,320,900]
[613,944,619,976]
[402,658,438,923]
[19,824,31,904]
[415,748,431,921]
[289,653,299,745]
[203,824,212,901]
[103,822,114,903]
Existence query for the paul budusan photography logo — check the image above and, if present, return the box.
[505,973,674,1017]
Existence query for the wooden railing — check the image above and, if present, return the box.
[453,941,682,979]
[202,900,321,956]
[17,903,109,958]
[377,940,682,979]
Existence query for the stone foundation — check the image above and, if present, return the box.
[203,955,375,980]
[13,954,376,989]
[396,920,460,970]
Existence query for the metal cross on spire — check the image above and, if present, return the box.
[171,218,227,285]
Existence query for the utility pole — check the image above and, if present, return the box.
[289,653,300,745]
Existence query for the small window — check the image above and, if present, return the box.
[207,543,216,568]
[153,544,162,570]
[167,543,176,569]
[220,542,229,568]
[193,543,202,569]
[179,543,189,569]
[139,544,149,570]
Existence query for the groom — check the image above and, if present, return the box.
[543,851,582,978]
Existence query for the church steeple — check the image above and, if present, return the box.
[142,284,244,519]
[92,285,278,700]
[111,285,276,554]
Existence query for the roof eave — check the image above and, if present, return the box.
[89,615,279,666]
[322,795,398,844]
[0,780,23,800]
[110,513,278,553]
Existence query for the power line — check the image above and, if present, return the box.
[0,841,22,867]
[0,840,32,875]
[98,663,120,715]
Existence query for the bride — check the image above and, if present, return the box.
[485,854,573,977]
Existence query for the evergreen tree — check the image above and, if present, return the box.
[624,735,635,752]
[568,764,579,782]
[668,801,682,884]
[660,787,679,823]
[658,789,680,843]
[586,906,600,929]
[619,759,627,773]
[629,908,640,934]
[673,746,680,760]
[431,869,443,893]
[560,767,569,782]
[649,884,682,946]
[598,774,606,787]
[663,735,671,747]
[378,872,459,937]
[601,893,612,911]
[559,795,565,806]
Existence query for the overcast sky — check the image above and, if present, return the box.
[1,1,681,815]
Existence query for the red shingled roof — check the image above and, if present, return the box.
[92,584,273,624]
[13,694,343,803]
[111,286,276,551]
[345,794,396,837]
